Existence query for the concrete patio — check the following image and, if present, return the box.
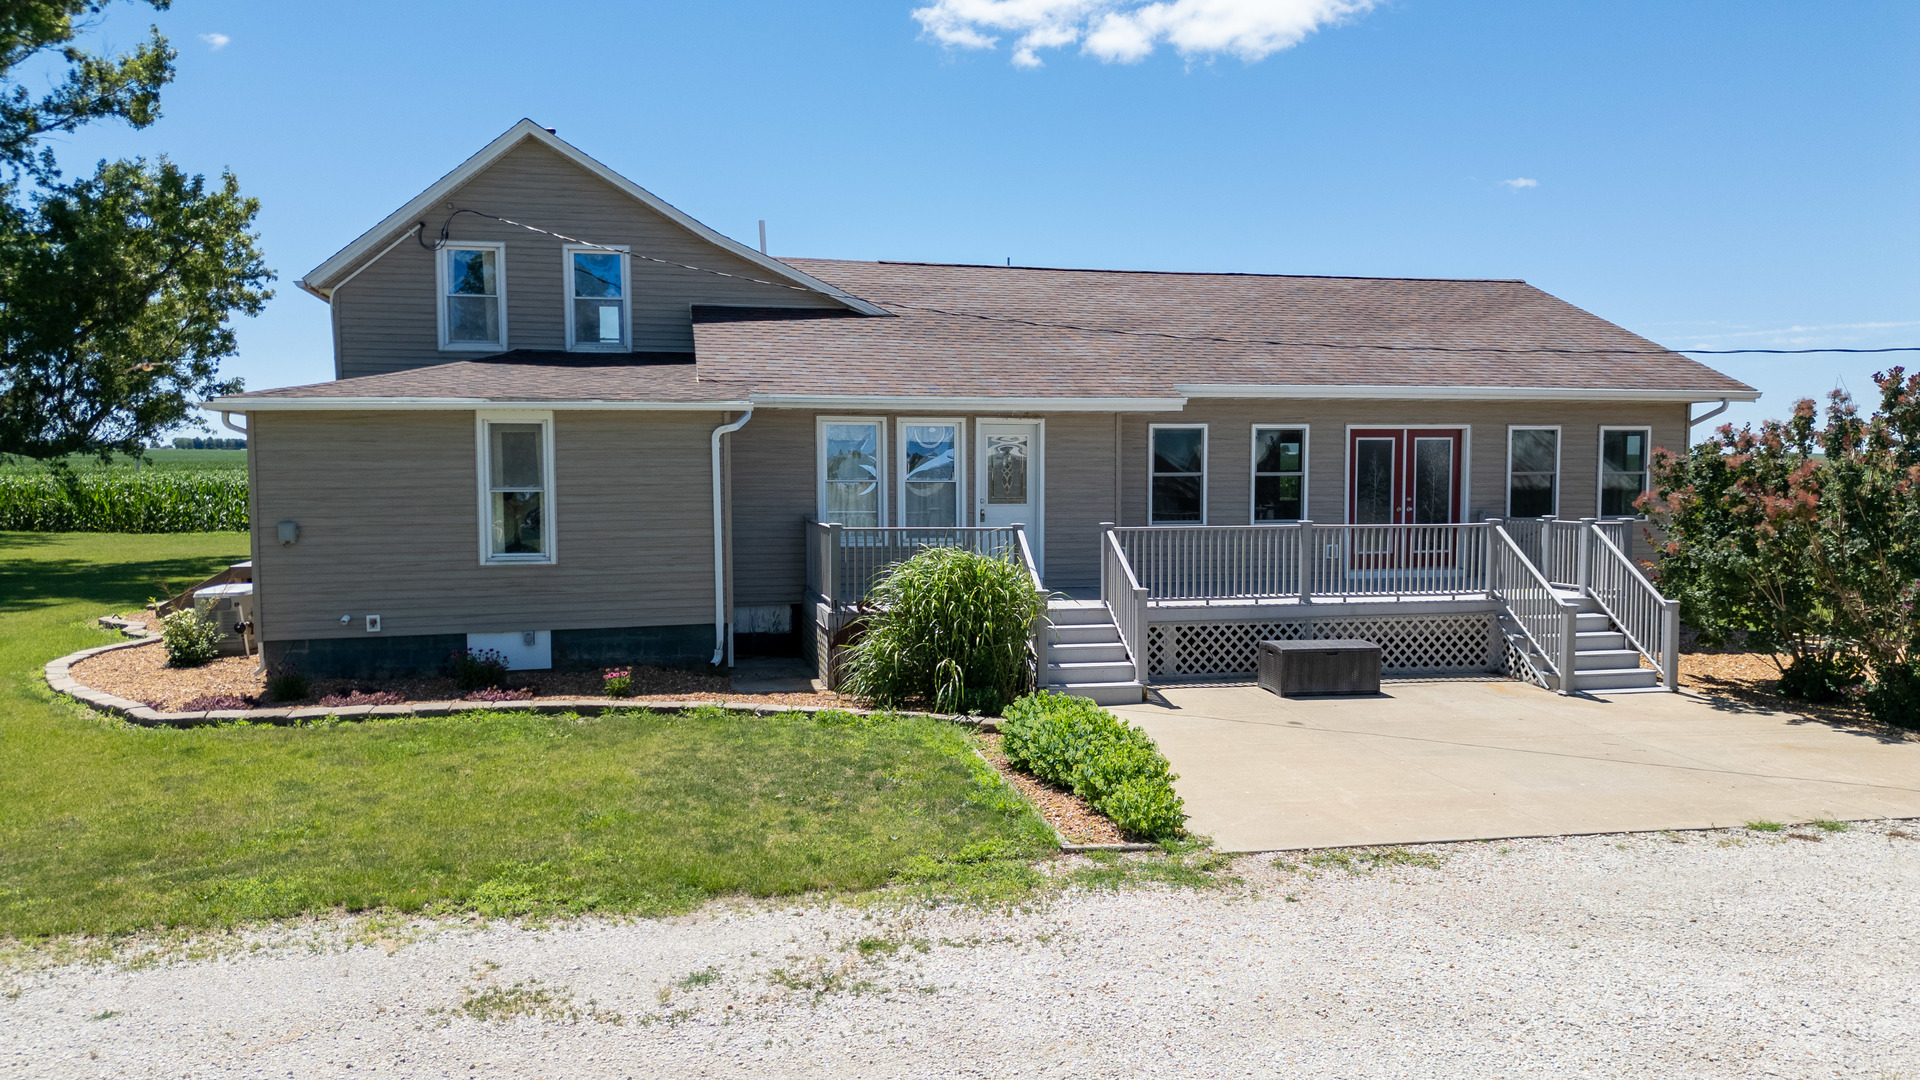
[1111,680,1920,852]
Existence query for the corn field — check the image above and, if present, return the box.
[0,472,248,532]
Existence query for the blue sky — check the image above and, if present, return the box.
[36,0,1920,430]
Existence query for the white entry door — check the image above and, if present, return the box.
[975,420,1044,574]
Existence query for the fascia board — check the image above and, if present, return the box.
[205,397,752,412]
[1175,383,1762,403]
[300,120,885,316]
[748,394,1187,412]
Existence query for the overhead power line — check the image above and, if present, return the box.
[417,210,1920,359]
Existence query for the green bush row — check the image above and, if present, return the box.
[0,472,248,532]
[1000,690,1187,841]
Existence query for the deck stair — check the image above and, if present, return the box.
[1502,589,1661,693]
[1041,599,1145,706]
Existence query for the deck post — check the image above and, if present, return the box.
[1559,600,1580,695]
[1660,598,1681,691]
[1576,517,1597,595]
[1482,519,1500,600]
[1296,520,1314,604]
[825,523,842,608]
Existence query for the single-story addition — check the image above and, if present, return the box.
[210,119,1758,704]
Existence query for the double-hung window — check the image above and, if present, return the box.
[1599,427,1651,516]
[439,243,506,350]
[564,245,630,350]
[476,413,555,564]
[1507,426,1560,517]
[899,421,960,528]
[1150,425,1207,524]
[819,419,884,527]
[1251,426,1306,522]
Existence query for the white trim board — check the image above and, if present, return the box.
[298,119,886,316]
[1178,383,1759,403]
[751,394,1187,412]
[206,397,751,413]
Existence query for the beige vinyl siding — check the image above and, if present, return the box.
[1119,401,1688,528]
[329,140,841,379]
[250,409,721,642]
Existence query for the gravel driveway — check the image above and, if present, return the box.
[6,824,1917,1079]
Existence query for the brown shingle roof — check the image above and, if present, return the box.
[691,259,1755,399]
[236,353,748,404]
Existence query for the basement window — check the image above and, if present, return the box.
[439,243,506,350]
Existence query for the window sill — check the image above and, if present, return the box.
[441,341,507,352]
[482,556,556,566]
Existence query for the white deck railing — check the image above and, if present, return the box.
[1587,526,1681,688]
[1112,522,1492,603]
[1492,524,1578,691]
[804,521,1037,609]
[1498,517,1635,587]
[1101,526,1150,685]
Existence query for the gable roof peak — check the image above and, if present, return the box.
[296,119,884,315]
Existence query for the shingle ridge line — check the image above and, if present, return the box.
[793,258,1527,285]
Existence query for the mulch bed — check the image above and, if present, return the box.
[974,732,1124,845]
[76,613,846,712]
[1677,647,1918,740]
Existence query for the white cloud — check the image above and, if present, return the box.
[912,0,1376,67]
[199,33,230,50]
[1500,177,1538,190]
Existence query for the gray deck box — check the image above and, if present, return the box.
[1257,639,1382,697]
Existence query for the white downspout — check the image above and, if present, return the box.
[710,408,753,667]
[1687,398,1731,432]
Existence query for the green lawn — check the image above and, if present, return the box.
[0,449,247,474]
[0,533,1054,939]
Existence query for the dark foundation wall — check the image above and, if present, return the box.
[265,623,713,679]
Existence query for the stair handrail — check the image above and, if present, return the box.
[1101,524,1149,685]
[1491,524,1580,693]
[1585,524,1681,691]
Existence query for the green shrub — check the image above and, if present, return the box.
[841,547,1046,715]
[160,606,222,667]
[449,647,510,692]
[1000,690,1186,841]
[264,663,309,702]
[1777,650,1864,704]
[1861,661,1920,729]
[0,471,247,532]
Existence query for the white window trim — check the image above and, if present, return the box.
[1597,425,1654,518]
[816,415,887,527]
[1505,424,1562,518]
[561,243,632,353]
[1249,423,1310,523]
[475,410,557,565]
[437,241,508,352]
[1148,423,1209,526]
[896,417,964,529]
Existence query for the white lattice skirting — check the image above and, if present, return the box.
[1147,613,1505,679]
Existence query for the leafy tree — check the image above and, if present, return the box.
[1644,369,1920,725]
[0,0,271,460]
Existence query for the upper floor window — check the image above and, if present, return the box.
[476,412,555,564]
[565,245,630,350]
[1599,427,1651,517]
[1251,426,1306,522]
[439,243,506,350]
[1150,424,1207,524]
[1507,426,1559,517]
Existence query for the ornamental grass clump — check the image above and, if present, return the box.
[1000,690,1187,841]
[840,546,1046,715]
[449,647,510,692]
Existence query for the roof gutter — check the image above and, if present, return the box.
[710,408,753,667]
[203,397,754,413]
[746,394,1188,412]
[1175,383,1762,403]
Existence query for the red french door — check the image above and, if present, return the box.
[1346,428,1465,566]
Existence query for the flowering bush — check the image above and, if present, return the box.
[448,647,510,692]
[1644,368,1920,726]
[603,668,633,698]
[160,605,221,667]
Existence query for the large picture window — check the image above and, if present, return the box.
[1507,426,1560,517]
[899,421,960,528]
[819,418,884,527]
[1150,425,1207,525]
[1251,426,1306,522]
[476,413,555,564]
[1599,427,1651,516]
[564,245,629,350]
[439,243,506,350]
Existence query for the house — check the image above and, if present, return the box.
[210,120,1757,703]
